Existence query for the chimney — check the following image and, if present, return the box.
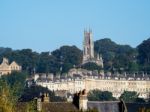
[47,73,54,80]
[97,53,100,60]
[43,93,50,103]
[56,73,60,79]
[79,89,88,111]
[34,74,39,82]
[2,57,9,65]
[99,70,104,78]
[37,98,42,112]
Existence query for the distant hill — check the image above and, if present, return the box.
[0,46,82,74]
[0,38,150,74]
[94,38,138,72]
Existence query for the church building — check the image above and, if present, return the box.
[82,29,103,67]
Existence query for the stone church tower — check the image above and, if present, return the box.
[83,29,94,61]
[82,30,103,68]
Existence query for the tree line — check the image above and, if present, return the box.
[0,46,82,74]
[88,89,148,103]
[0,71,66,112]
[0,38,150,75]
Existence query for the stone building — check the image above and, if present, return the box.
[82,30,103,67]
[0,58,22,76]
[35,69,150,99]
[15,90,150,112]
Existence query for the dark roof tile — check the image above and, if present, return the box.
[42,102,78,112]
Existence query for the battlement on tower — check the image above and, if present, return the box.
[82,30,103,67]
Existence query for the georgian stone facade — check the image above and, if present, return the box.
[0,58,22,75]
[34,30,150,100]
[35,69,150,99]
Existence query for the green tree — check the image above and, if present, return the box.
[20,85,66,102]
[0,79,15,112]
[0,38,140,75]
[135,98,145,103]
[88,89,116,101]
[37,52,60,73]
[0,71,28,112]
[0,49,40,74]
[94,38,137,72]
[137,38,150,71]
[81,62,102,71]
[52,45,82,73]
[1,71,28,101]
[120,91,139,103]
[26,100,37,112]
[128,62,139,72]
[138,38,150,64]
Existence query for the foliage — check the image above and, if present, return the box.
[52,45,82,73]
[0,72,28,112]
[0,46,82,74]
[88,89,116,101]
[120,91,139,103]
[1,71,28,102]
[1,38,150,74]
[137,38,150,71]
[135,98,145,103]
[138,38,150,64]
[26,100,37,112]
[0,79,15,112]
[0,49,39,73]
[20,85,66,102]
[128,62,139,72]
[37,52,60,73]
[94,38,138,72]
[81,62,102,71]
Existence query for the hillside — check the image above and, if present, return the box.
[0,38,150,74]
[94,38,138,72]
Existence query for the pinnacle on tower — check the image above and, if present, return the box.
[82,29,103,68]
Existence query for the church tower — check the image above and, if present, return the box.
[83,29,94,62]
[82,29,103,68]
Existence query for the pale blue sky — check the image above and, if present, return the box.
[0,0,150,52]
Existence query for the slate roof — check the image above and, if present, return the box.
[15,101,150,112]
[87,101,120,112]
[87,101,150,112]
[55,90,68,97]
[42,102,78,112]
